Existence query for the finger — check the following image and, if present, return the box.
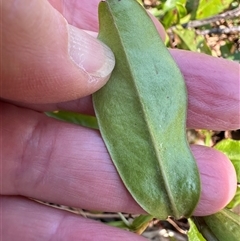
[1,196,146,241]
[1,102,140,214]
[8,50,240,131]
[191,145,237,216]
[2,0,115,104]
[48,0,100,32]
[48,0,166,40]
[170,49,240,130]
[148,11,166,41]
[1,102,237,216]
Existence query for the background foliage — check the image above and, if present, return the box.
[145,0,239,60]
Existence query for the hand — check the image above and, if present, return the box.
[1,0,239,241]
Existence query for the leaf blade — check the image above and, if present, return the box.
[188,219,207,241]
[93,0,201,219]
[203,209,240,241]
[46,111,98,129]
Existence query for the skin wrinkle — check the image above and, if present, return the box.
[70,162,116,175]
[187,107,232,131]
[15,116,59,195]
[195,79,237,110]
[62,0,99,32]
[55,157,108,179]
[62,0,79,26]
[201,178,219,193]
[185,68,239,129]
[36,125,57,183]
[51,0,89,30]
[171,49,239,88]
[200,172,219,179]
[1,105,33,194]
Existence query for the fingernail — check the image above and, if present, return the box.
[68,25,115,78]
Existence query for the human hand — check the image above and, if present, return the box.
[1,1,239,241]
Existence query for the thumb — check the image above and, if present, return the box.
[1,0,115,104]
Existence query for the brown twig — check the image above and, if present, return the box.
[166,217,188,235]
[197,26,240,35]
[182,7,240,29]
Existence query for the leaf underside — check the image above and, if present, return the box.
[93,0,201,219]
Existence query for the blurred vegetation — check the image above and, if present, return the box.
[143,0,240,60]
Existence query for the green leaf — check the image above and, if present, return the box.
[174,27,197,51]
[188,219,207,241]
[108,220,130,229]
[220,42,240,61]
[192,217,219,241]
[227,186,240,209]
[155,0,188,28]
[176,2,188,19]
[46,111,98,129]
[214,139,240,182]
[162,8,179,29]
[173,27,212,55]
[186,0,200,19]
[195,35,212,55]
[203,209,240,241]
[196,0,233,19]
[93,0,201,219]
[163,0,187,11]
[108,214,153,234]
[130,215,153,233]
